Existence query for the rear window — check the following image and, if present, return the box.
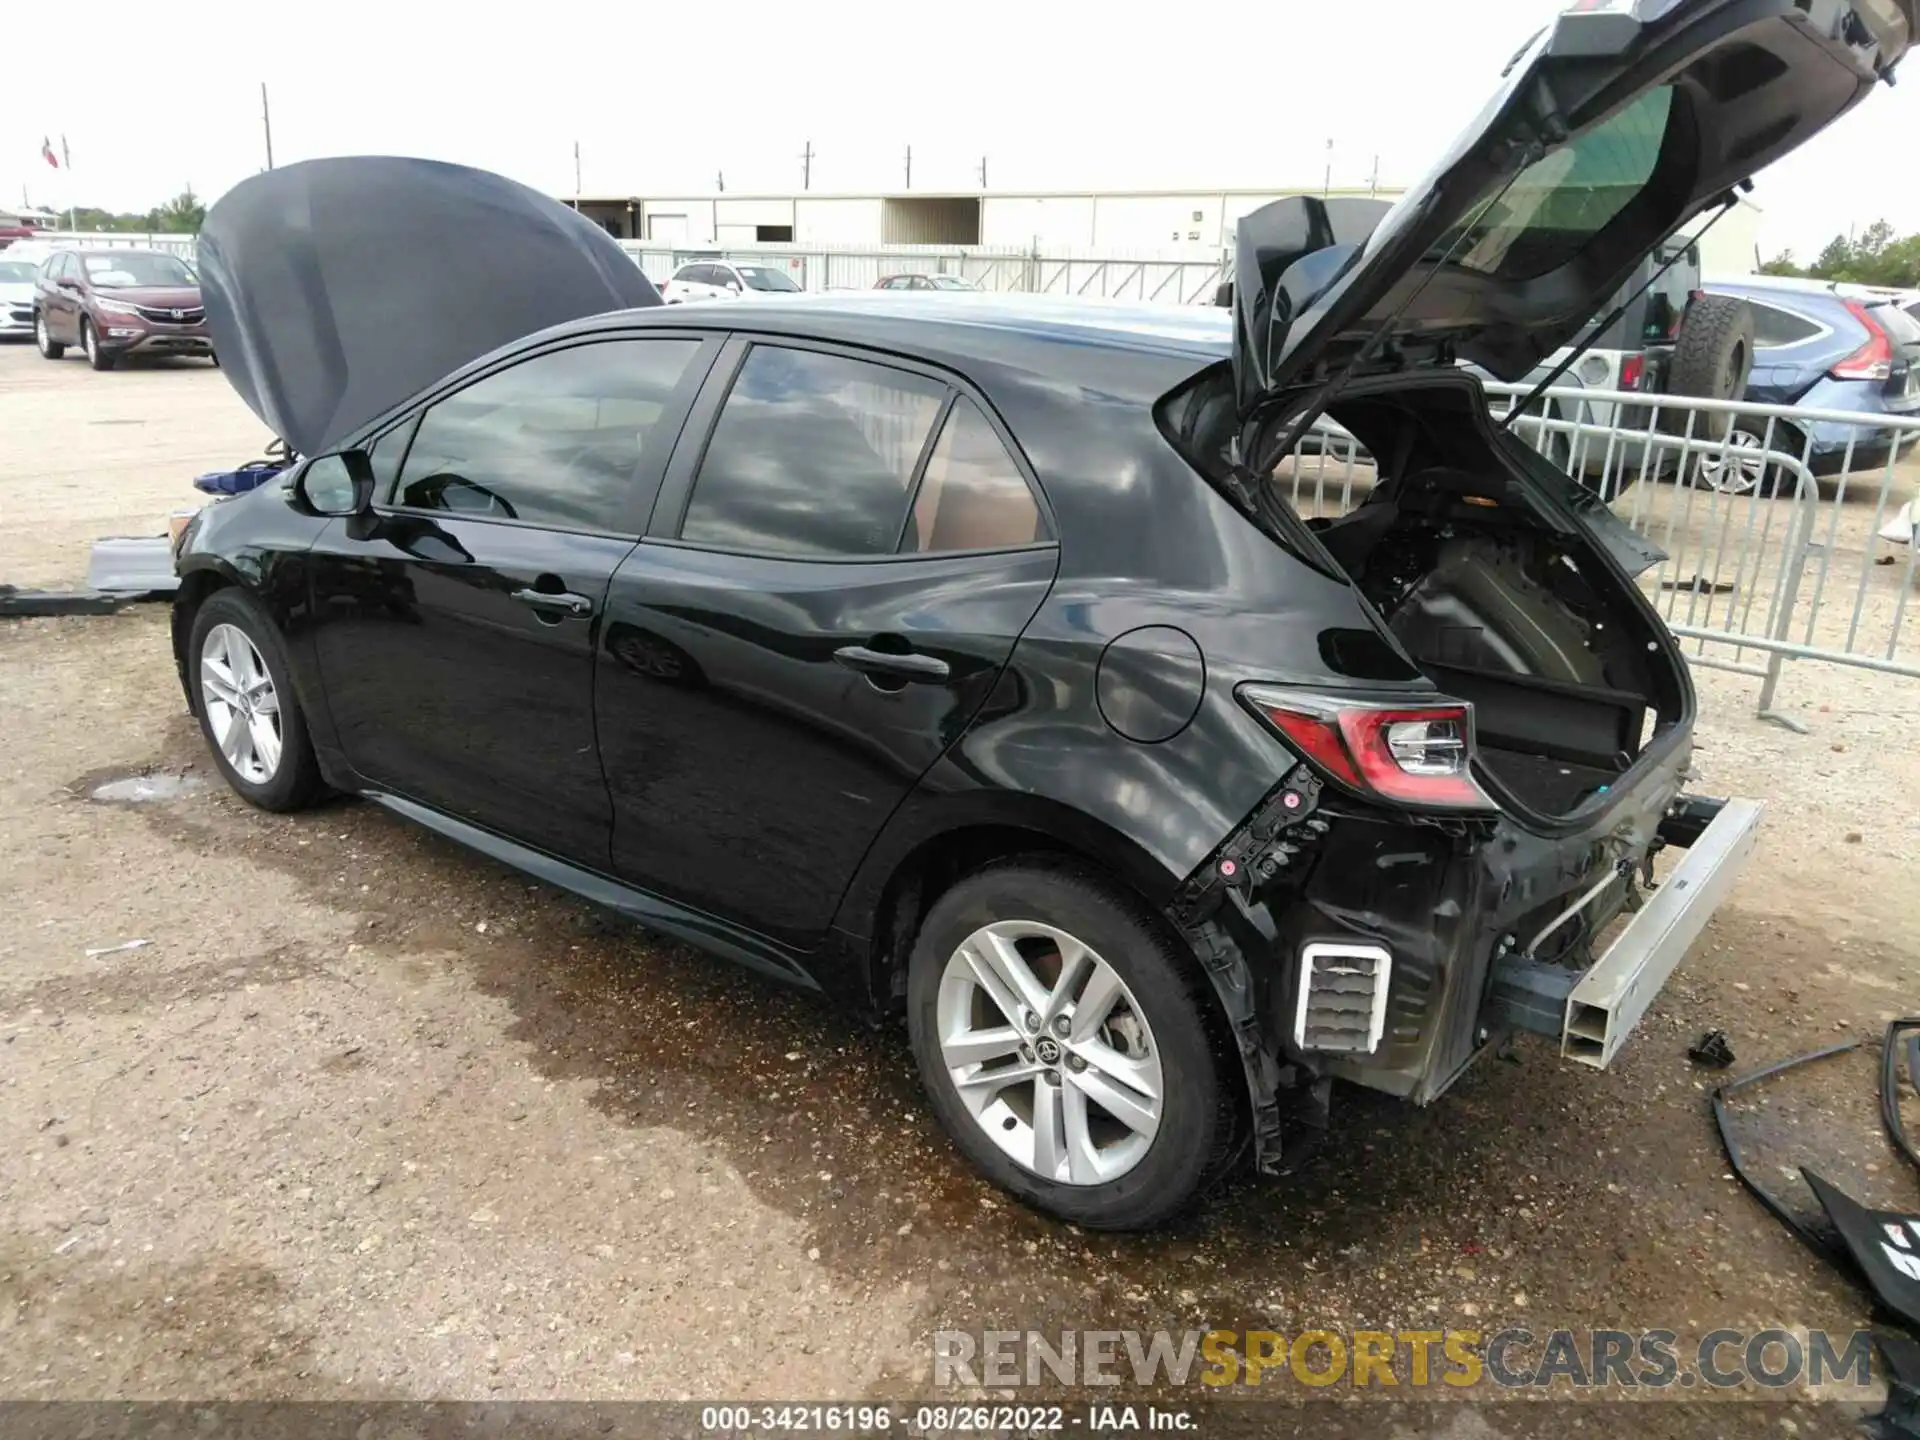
[1749,302,1824,349]
[1430,87,1675,281]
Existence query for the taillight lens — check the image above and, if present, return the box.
[1618,352,1646,390]
[1241,687,1494,810]
[1832,301,1894,381]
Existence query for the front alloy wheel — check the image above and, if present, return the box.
[187,589,324,812]
[937,921,1164,1186]
[200,622,283,784]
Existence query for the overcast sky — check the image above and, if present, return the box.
[2,0,1912,263]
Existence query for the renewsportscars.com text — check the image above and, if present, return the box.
[933,1327,1874,1392]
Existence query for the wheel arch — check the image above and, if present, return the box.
[835,793,1184,1016]
[170,562,243,710]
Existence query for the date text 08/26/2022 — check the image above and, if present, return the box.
[698,1404,1194,1432]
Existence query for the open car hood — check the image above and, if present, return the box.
[199,157,660,457]
[1233,0,1913,417]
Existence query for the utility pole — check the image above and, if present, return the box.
[1368,154,1379,198]
[904,145,912,190]
[261,84,274,170]
[717,171,725,193]
[977,155,988,190]
[1323,138,1333,198]
[573,141,582,196]
[799,140,813,191]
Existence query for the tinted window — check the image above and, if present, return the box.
[367,418,416,502]
[681,346,945,557]
[395,339,701,532]
[673,264,702,283]
[1433,87,1675,280]
[736,265,800,293]
[1749,302,1823,349]
[906,398,1044,553]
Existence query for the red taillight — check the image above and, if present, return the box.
[1618,352,1646,390]
[1832,301,1894,381]
[1242,688,1493,810]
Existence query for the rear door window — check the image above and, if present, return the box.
[904,398,1045,553]
[393,338,704,533]
[1749,302,1824,349]
[679,345,946,557]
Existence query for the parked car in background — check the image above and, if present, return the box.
[660,260,803,304]
[876,273,980,292]
[1695,277,1920,492]
[1495,240,1755,497]
[0,257,40,339]
[34,249,213,370]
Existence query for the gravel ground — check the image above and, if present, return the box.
[5,338,1920,1435]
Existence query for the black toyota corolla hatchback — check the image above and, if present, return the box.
[175,0,1908,1228]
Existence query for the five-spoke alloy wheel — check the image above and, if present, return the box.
[188,589,325,812]
[908,863,1234,1230]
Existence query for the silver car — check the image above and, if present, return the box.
[0,256,40,338]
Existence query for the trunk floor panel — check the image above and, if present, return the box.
[1480,747,1623,816]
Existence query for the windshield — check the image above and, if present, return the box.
[82,252,197,288]
[930,275,977,291]
[1430,87,1676,282]
[736,266,800,293]
[0,260,36,283]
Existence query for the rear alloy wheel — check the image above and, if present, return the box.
[81,317,116,371]
[190,590,324,812]
[907,864,1234,1230]
[1695,423,1798,498]
[34,312,64,359]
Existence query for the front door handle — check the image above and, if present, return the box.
[511,587,595,618]
[834,645,950,684]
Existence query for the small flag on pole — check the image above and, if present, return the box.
[41,137,58,169]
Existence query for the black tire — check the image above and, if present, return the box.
[188,589,326,812]
[81,318,116,371]
[33,311,64,359]
[906,861,1237,1230]
[1661,294,1754,442]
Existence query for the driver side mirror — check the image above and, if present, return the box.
[293,449,376,517]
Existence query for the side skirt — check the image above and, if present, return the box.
[365,792,823,994]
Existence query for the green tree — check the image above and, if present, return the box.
[1757,249,1803,277]
[146,186,206,234]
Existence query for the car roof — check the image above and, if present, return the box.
[588,292,1232,367]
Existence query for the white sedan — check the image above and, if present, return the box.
[659,260,804,304]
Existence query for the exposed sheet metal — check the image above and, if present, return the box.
[86,536,180,598]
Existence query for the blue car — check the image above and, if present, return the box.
[1700,278,1920,493]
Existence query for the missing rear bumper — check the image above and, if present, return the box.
[1488,795,1764,1069]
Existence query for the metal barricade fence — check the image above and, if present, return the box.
[1285,384,1920,724]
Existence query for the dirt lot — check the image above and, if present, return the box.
[5,339,1920,1433]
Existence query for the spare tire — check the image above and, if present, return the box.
[1660,294,1755,442]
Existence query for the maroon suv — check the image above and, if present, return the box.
[34,249,213,370]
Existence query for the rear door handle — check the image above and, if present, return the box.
[834,645,950,684]
[511,587,595,618]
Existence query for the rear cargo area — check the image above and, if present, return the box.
[1310,383,1691,820]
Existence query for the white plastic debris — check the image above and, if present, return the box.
[84,939,151,958]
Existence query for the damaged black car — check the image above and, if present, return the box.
[175,0,1909,1229]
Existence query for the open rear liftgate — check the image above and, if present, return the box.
[1492,796,1765,1068]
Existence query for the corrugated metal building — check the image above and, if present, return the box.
[566,186,1404,252]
